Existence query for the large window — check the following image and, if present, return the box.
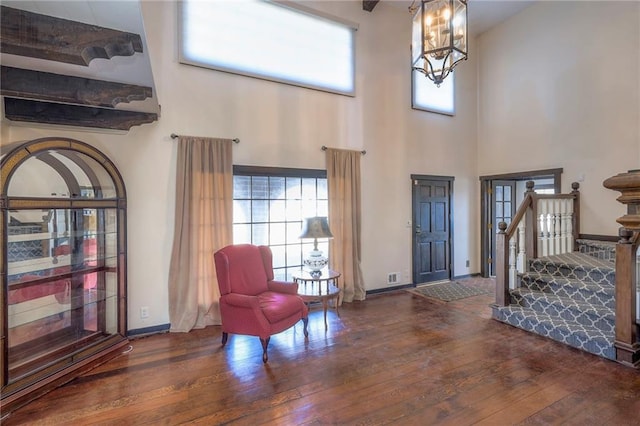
[233,166,327,281]
[179,0,356,96]
[412,70,455,115]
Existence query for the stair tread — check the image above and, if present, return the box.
[521,271,614,292]
[494,305,613,339]
[533,252,615,271]
[529,253,615,286]
[512,288,615,319]
[576,239,617,250]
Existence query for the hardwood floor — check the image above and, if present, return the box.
[4,277,640,425]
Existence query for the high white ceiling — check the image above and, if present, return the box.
[387,0,536,36]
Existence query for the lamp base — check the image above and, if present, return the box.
[303,249,328,276]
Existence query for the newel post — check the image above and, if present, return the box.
[495,221,510,307]
[571,182,581,251]
[525,181,536,259]
[603,170,640,367]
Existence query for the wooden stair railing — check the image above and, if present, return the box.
[603,170,640,367]
[495,181,581,307]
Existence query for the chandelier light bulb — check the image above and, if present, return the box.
[442,7,451,21]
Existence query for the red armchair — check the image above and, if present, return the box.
[214,244,309,362]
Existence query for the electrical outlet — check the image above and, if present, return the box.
[388,272,399,285]
[140,306,149,319]
[466,260,469,267]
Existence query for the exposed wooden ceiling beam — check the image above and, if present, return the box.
[0,6,143,66]
[4,98,158,131]
[1,66,153,108]
[363,1,380,12]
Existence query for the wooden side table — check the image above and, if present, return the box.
[293,269,341,330]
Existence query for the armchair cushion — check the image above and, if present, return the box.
[258,291,304,323]
[267,280,299,295]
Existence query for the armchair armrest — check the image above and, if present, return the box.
[221,293,261,309]
[267,280,299,295]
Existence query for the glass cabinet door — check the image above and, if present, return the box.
[1,137,128,415]
[6,208,119,381]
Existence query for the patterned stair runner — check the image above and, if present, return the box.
[492,242,617,361]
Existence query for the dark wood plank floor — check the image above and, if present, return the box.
[4,277,640,425]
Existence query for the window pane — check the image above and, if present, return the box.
[269,177,286,199]
[234,176,251,198]
[180,0,355,95]
[412,70,454,115]
[252,223,268,245]
[271,245,286,269]
[301,201,317,220]
[251,177,269,199]
[274,268,287,281]
[287,246,302,267]
[252,200,269,223]
[286,200,302,221]
[316,200,328,217]
[302,178,316,200]
[270,200,286,222]
[233,200,251,223]
[270,223,286,245]
[317,179,327,199]
[287,222,303,244]
[233,224,251,244]
[286,177,302,199]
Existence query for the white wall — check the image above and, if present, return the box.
[477,1,640,236]
[1,1,480,331]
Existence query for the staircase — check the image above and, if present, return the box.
[492,239,617,361]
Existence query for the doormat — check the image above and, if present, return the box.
[408,281,489,302]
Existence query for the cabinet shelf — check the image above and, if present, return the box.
[8,255,117,281]
[7,230,116,243]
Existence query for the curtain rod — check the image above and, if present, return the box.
[170,133,240,144]
[321,145,366,155]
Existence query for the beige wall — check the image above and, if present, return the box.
[477,1,640,235]
[1,1,480,331]
[6,1,638,332]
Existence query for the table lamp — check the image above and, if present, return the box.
[299,216,333,277]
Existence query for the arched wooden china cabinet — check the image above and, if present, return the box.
[0,137,128,415]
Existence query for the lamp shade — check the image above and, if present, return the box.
[299,217,333,240]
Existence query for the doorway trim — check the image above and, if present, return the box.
[411,174,455,285]
[479,168,563,277]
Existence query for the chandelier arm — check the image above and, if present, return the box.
[423,58,437,83]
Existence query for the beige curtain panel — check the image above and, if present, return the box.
[326,148,366,304]
[168,136,233,332]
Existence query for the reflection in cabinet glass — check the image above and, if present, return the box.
[1,138,128,417]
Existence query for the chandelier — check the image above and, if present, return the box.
[410,0,468,86]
